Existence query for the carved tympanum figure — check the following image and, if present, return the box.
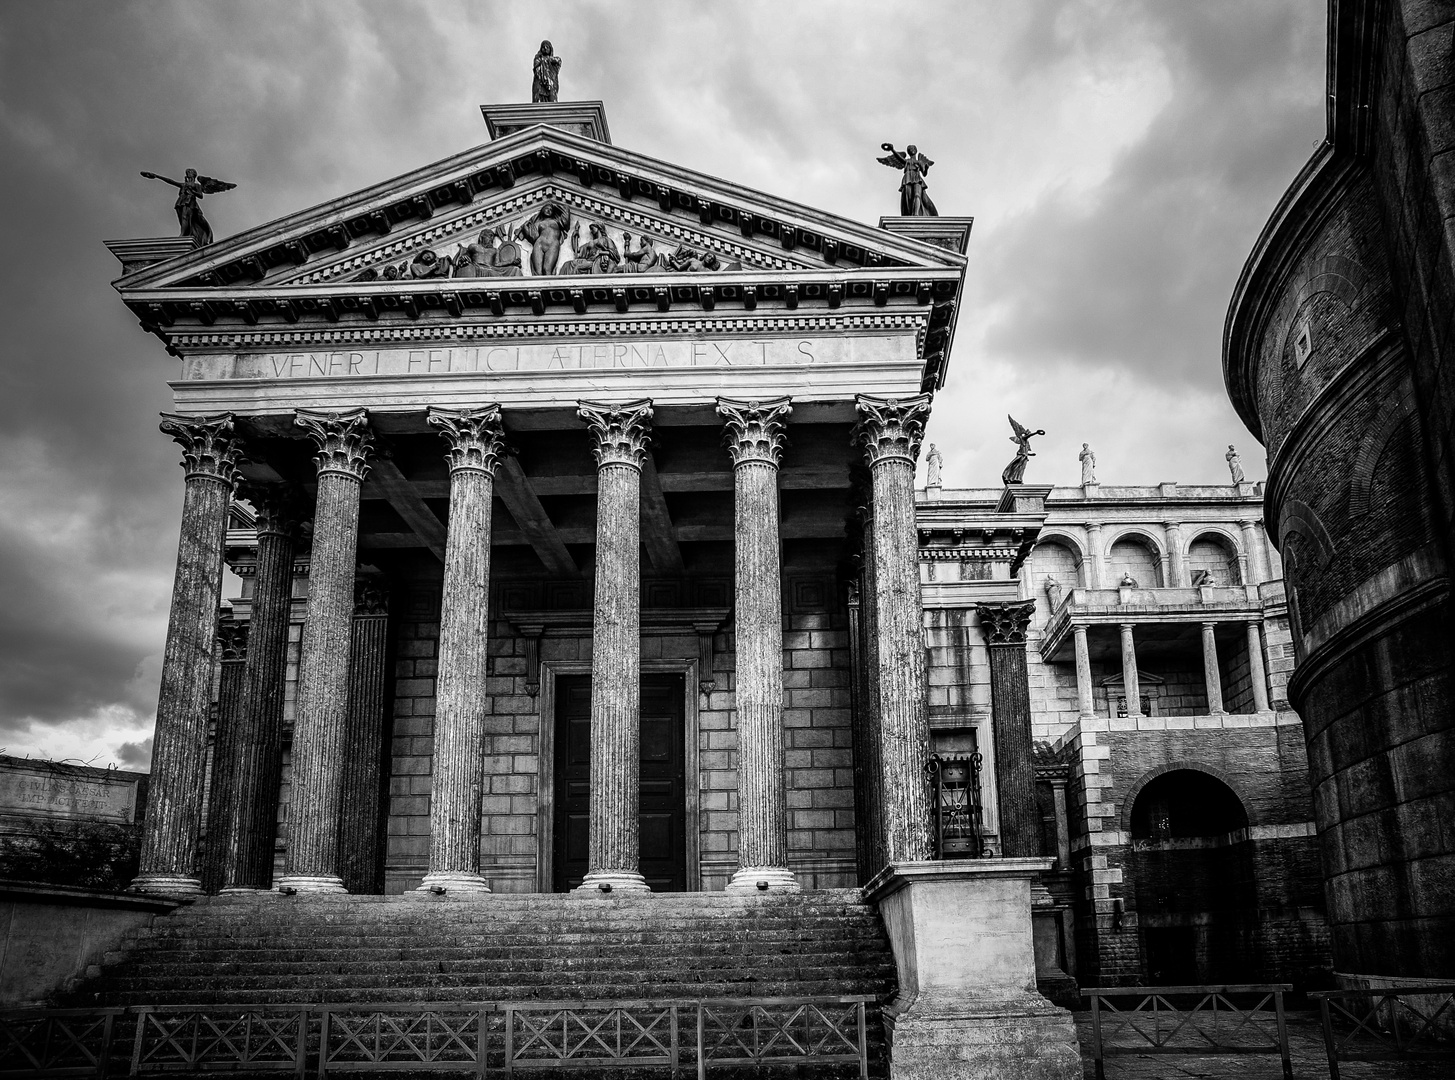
[562,222,621,275]
[1001,415,1045,486]
[518,202,572,274]
[665,243,741,273]
[623,232,665,273]
[876,143,938,217]
[406,249,450,279]
[453,226,524,278]
[532,40,562,102]
[140,168,236,246]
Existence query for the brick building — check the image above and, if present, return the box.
[1224,0,1455,982]
[916,478,1331,990]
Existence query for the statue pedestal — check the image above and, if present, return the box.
[865,859,1081,1080]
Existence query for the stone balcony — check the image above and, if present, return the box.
[1039,582,1283,661]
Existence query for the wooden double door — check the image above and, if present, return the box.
[552,673,688,892]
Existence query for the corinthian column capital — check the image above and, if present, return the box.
[975,599,1037,646]
[295,409,373,481]
[577,399,653,470]
[160,412,243,487]
[717,396,792,468]
[428,405,507,476]
[216,614,250,660]
[854,394,932,467]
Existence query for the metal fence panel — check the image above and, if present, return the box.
[1311,984,1455,1080]
[128,1007,308,1076]
[0,1008,124,1079]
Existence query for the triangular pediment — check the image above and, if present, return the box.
[117,124,966,293]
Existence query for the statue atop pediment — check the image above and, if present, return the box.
[140,168,236,246]
[532,41,562,103]
[877,143,938,217]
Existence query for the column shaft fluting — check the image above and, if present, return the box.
[280,410,372,892]
[1239,521,1263,585]
[856,395,933,866]
[718,398,797,893]
[1119,623,1142,717]
[203,616,248,894]
[339,580,391,894]
[421,407,506,892]
[134,413,242,895]
[578,400,653,893]
[1247,621,1272,712]
[1073,624,1095,717]
[223,485,300,891]
[1201,622,1225,713]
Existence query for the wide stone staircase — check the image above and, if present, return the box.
[53,889,896,1076]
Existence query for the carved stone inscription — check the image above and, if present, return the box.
[0,767,138,823]
[187,335,916,381]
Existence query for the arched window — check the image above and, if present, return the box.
[1187,533,1241,586]
[1130,770,1248,841]
[1108,535,1164,588]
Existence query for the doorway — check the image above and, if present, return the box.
[551,673,688,892]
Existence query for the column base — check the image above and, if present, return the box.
[418,872,492,894]
[218,886,272,895]
[725,866,801,894]
[275,875,347,893]
[129,874,203,896]
[576,869,650,895]
[885,996,1081,1080]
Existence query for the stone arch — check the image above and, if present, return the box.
[1348,401,1417,518]
[1106,530,1165,588]
[1121,761,1257,833]
[1279,498,1336,568]
[1030,533,1086,593]
[1279,254,1371,364]
[1186,529,1243,586]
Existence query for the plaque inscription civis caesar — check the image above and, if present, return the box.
[181,335,918,382]
[0,767,138,824]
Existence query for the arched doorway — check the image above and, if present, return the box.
[1127,769,1258,984]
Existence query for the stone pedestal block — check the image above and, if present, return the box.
[865,860,1080,1080]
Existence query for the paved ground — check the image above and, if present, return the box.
[1075,1009,1453,1079]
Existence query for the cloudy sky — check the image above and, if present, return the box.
[0,1,1325,767]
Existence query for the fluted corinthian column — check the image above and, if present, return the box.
[577,399,653,894]
[222,484,302,891]
[718,397,798,894]
[279,409,372,893]
[419,406,507,893]
[339,577,391,895]
[855,394,933,865]
[976,600,1039,859]
[854,493,887,878]
[134,413,243,894]
[203,614,248,894]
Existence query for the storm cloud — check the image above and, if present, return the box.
[0,1,1325,765]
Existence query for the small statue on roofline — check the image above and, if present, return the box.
[140,168,236,246]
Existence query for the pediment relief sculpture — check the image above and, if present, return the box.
[343,200,745,284]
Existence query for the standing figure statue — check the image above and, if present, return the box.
[1001,415,1046,486]
[517,201,572,274]
[877,143,938,217]
[1079,442,1098,485]
[532,40,562,103]
[926,444,943,488]
[1226,445,1245,484]
[139,168,236,246]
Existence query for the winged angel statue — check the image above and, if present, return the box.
[140,168,236,246]
[1002,415,1046,485]
[877,143,938,217]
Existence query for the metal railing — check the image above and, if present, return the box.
[0,996,874,1078]
[1083,984,1292,1080]
[926,752,985,859]
[1311,983,1455,1080]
